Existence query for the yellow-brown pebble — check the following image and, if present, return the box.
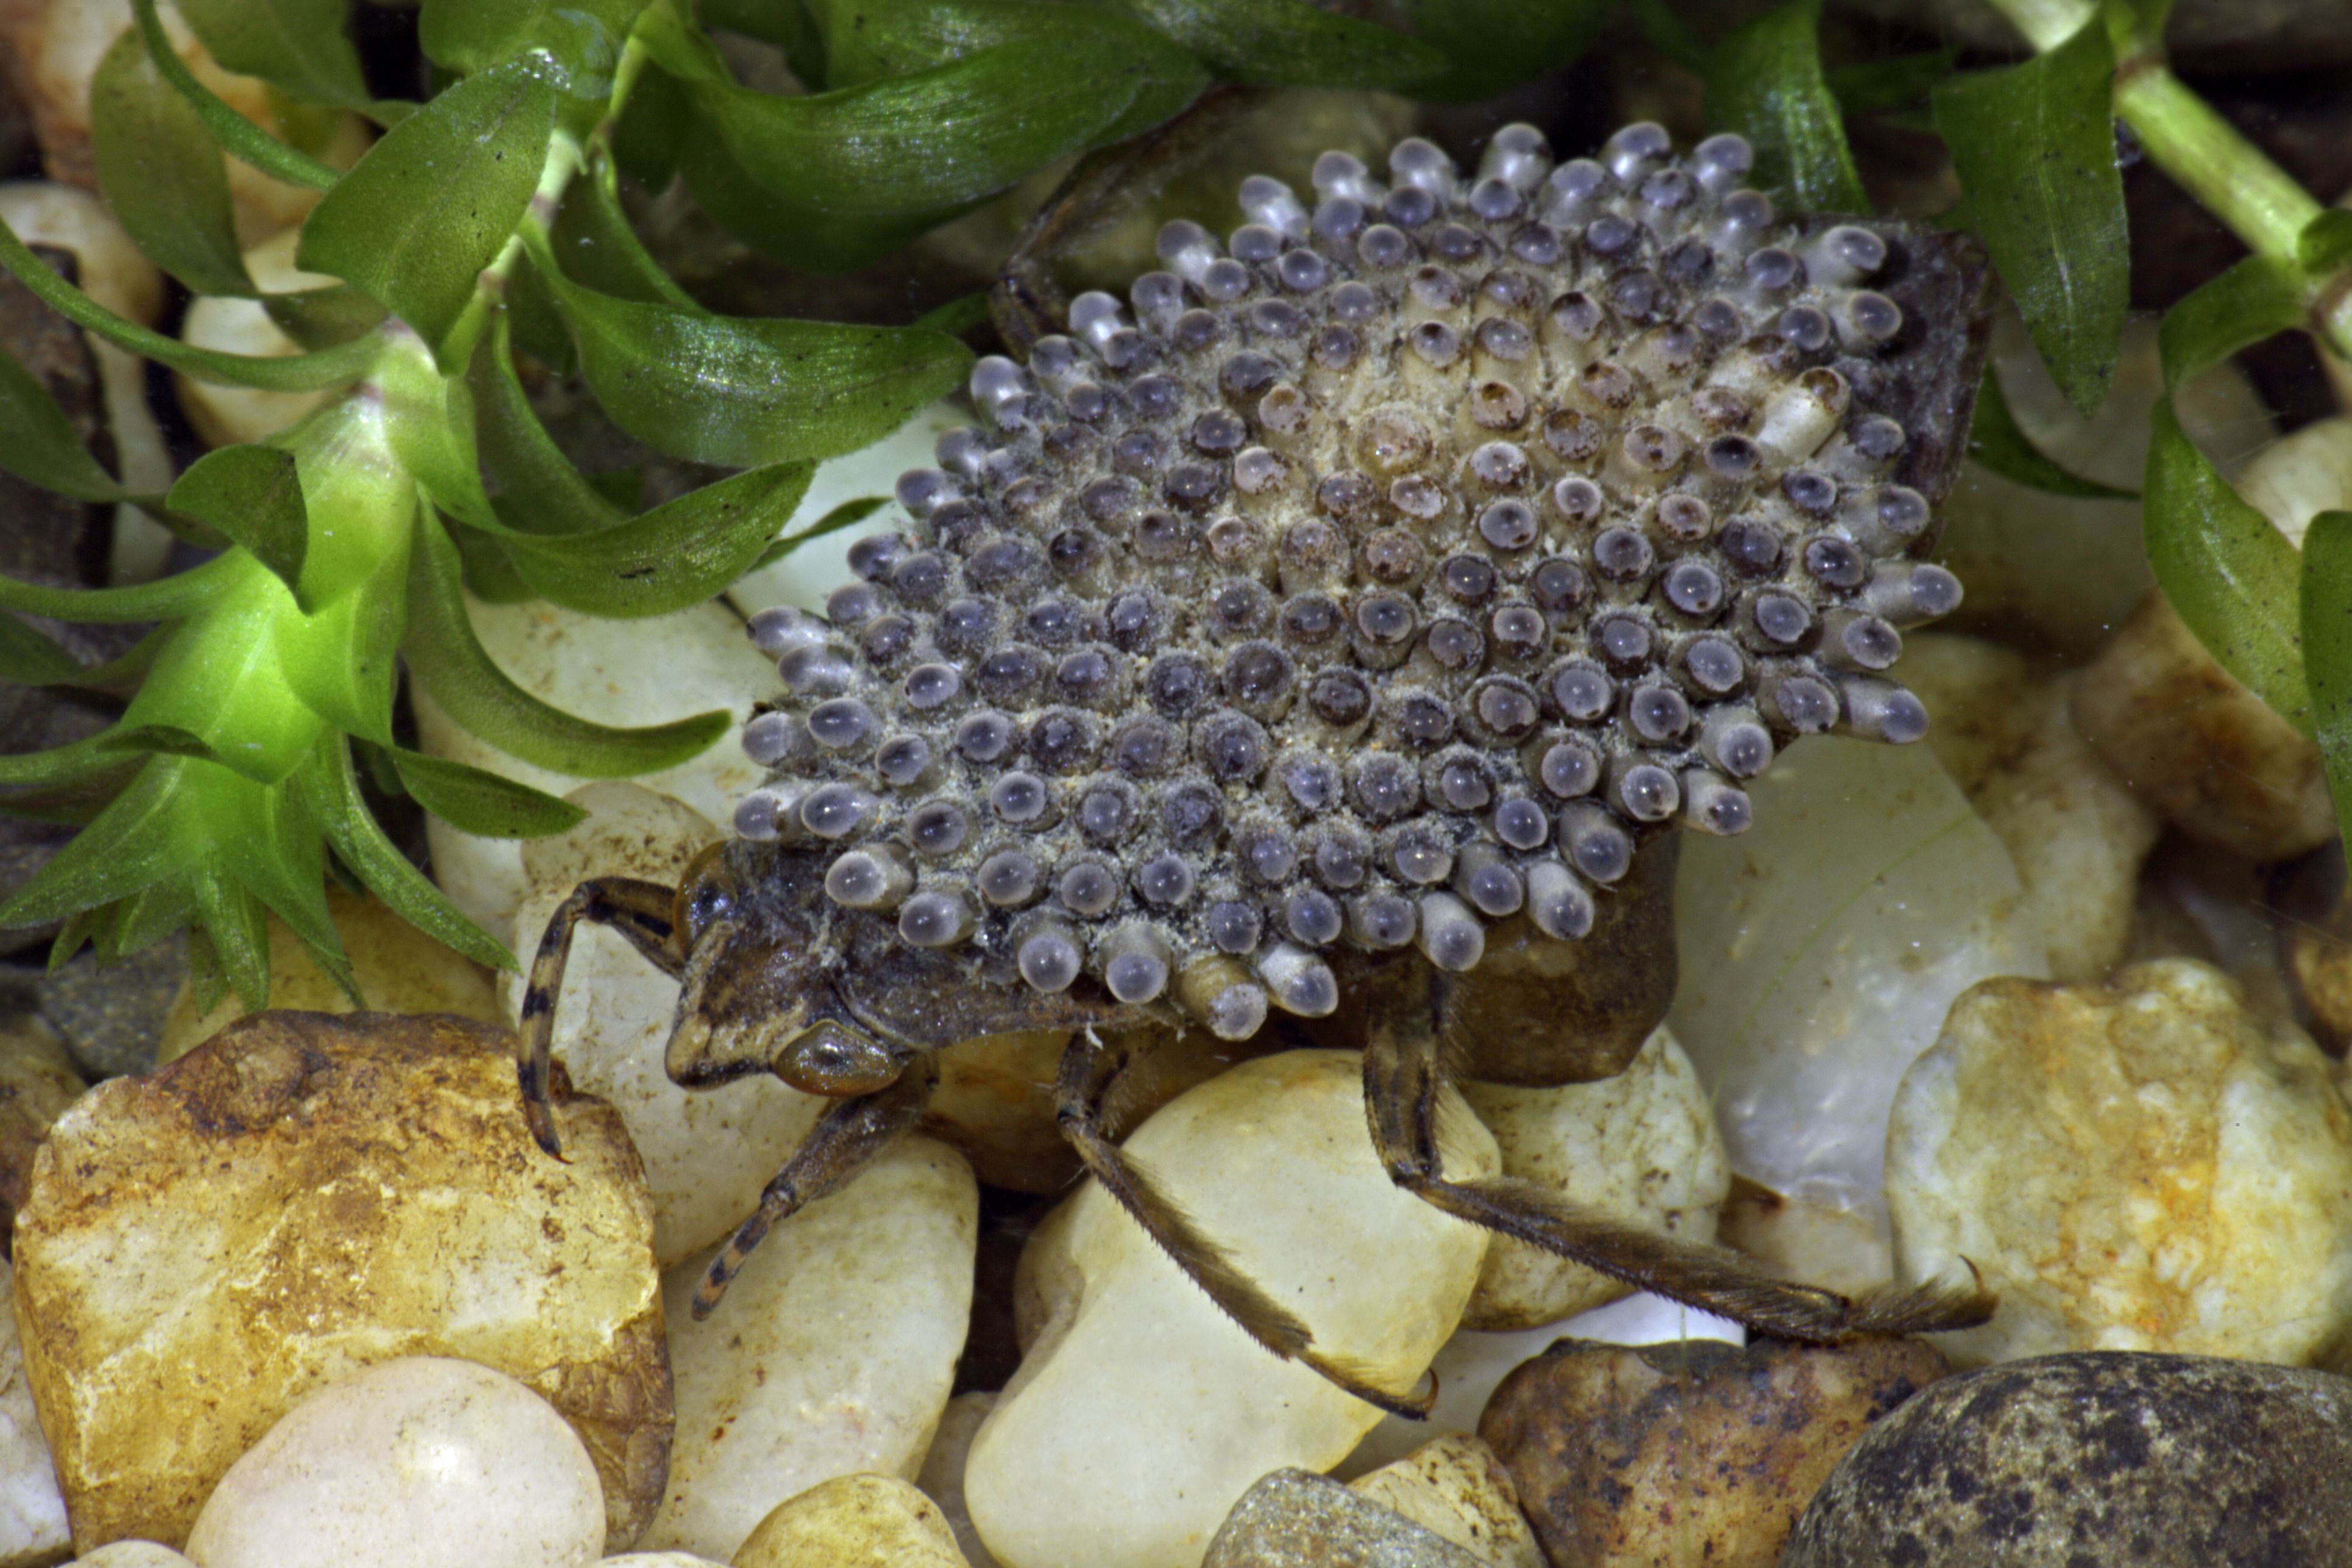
[1888,959,2352,1366]
[731,1476,969,1568]
[1345,1435,1542,1568]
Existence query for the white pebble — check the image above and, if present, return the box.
[966,1050,1496,1568]
[182,1357,604,1568]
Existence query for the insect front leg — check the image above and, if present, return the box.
[1053,1027,1435,1420]
[692,1052,940,1319]
[518,876,687,1158]
[1363,974,1997,1342]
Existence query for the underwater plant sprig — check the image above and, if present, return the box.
[0,0,1603,1007]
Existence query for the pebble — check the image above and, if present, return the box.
[1479,1335,1949,1568]
[2073,589,2335,861]
[731,1475,970,1568]
[1887,959,2352,1366]
[1201,1470,1482,1568]
[639,1137,976,1562]
[1346,1435,1542,1568]
[0,1014,83,1237]
[12,1011,668,1554]
[172,229,338,447]
[1671,734,2048,1246]
[1784,1351,2352,1566]
[594,1558,727,1567]
[1904,635,2158,982]
[967,1050,1495,1568]
[508,783,826,1266]
[29,932,179,1079]
[915,1393,1001,1568]
[2272,845,2352,1054]
[182,1357,605,1568]
[1457,1026,1729,1331]
[2235,411,2352,549]
[68,1545,192,1567]
[413,597,779,947]
[157,886,502,1064]
[0,1257,69,1568]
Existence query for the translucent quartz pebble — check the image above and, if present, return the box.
[966,1052,1494,1568]
[1670,737,2048,1230]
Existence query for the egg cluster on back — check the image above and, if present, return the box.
[735,120,1970,1041]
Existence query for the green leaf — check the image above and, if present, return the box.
[0,549,243,624]
[449,522,539,603]
[91,724,223,763]
[403,517,733,775]
[1625,0,1703,72]
[547,167,701,310]
[1391,0,1608,102]
[301,734,515,970]
[748,493,887,571]
[2159,254,2306,390]
[1826,48,1957,115]
[190,865,272,1011]
[2143,397,2310,736]
[386,749,588,838]
[1967,366,2136,498]
[708,0,828,83]
[1932,18,2126,417]
[0,215,381,390]
[0,341,128,502]
[0,758,203,928]
[121,558,324,784]
[296,58,559,366]
[173,0,372,111]
[166,444,310,604]
[0,625,166,696]
[262,284,389,349]
[2300,210,2352,278]
[535,257,972,467]
[128,0,339,192]
[1702,0,1867,215]
[470,313,629,536]
[420,0,648,136]
[0,616,83,685]
[90,27,254,298]
[1111,0,1444,88]
[2301,510,2352,872]
[498,460,814,617]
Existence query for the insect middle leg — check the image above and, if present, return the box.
[1052,1027,1435,1420]
[692,1053,940,1319]
[1362,974,1997,1342]
[517,876,685,1157]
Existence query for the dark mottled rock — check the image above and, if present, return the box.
[1202,1469,1483,1567]
[1783,1351,2352,1567]
[1480,1335,1948,1568]
[32,931,182,1078]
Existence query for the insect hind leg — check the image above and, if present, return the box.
[1362,973,1996,1342]
[518,876,685,1159]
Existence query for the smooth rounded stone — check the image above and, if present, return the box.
[2272,845,2352,1054]
[1670,735,2048,1240]
[31,931,179,1078]
[2236,411,2352,550]
[414,597,779,947]
[926,1021,1277,1193]
[726,403,965,619]
[183,1357,604,1568]
[596,1558,727,1567]
[1903,636,2159,982]
[1887,959,2352,1367]
[69,1545,193,1567]
[510,784,825,1266]
[13,1011,668,1554]
[1347,1435,1542,1568]
[0,1014,83,1238]
[1479,1336,1949,1568]
[1784,1351,2352,1566]
[640,1138,975,1562]
[158,885,502,1064]
[173,229,339,447]
[2073,589,2335,861]
[1932,311,2268,661]
[0,1257,69,1568]
[968,1050,1497,1568]
[1202,1471,1483,1568]
[915,1393,1001,1568]
[1338,1294,1743,1479]
[1457,1025,1729,1330]
[732,1475,969,1568]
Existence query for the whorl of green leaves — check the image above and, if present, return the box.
[0,0,1608,1009]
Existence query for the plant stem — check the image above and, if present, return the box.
[1981,0,2352,361]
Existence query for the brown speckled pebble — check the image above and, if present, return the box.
[1782,1351,2352,1567]
[1478,1335,1947,1567]
[1202,1469,1485,1567]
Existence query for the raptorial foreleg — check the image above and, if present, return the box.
[517,876,684,1157]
